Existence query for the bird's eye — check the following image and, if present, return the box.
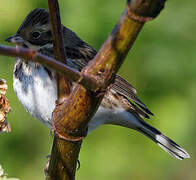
[32,31,41,39]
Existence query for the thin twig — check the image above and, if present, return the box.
[0,46,100,91]
[48,0,67,64]
[48,0,71,101]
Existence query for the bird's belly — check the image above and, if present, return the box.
[89,106,140,132]
[13,61,57,128]
[13,60,139,131]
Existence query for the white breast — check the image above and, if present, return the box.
[13,59,138,131]
[13,59,57,128]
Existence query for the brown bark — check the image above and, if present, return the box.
[48,0,71,101]
[47,0,166,180]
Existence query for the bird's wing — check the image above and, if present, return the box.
[68,58,153,118]
[63,37,153,118]
[112,75,153,116]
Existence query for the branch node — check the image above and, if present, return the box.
[54,130,85,142]
[127,0,166,22]
[126,4,153,22]
[51,102,88,142]
[81,66,108,93]
[76,74,84,85]
[29,49,37,59]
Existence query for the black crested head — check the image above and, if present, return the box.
[14,8,53,47]
[17,8,49,34]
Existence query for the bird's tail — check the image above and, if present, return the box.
[136,120,190,160]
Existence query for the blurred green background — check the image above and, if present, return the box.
[0,0,196,179]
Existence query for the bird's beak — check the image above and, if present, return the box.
[5,34,24,45]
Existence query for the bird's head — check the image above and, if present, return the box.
[5,8,53,50]
[5,8,97,64]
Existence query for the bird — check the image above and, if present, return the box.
[5,8,189,160]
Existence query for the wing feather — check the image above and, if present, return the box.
[62,28,154,118]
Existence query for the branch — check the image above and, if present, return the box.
[48,0,67,64]
[0,46,101,91]
[0,0,166,179]
[47,1,77,179]
[48,0,165,180]
[48,0,71,102]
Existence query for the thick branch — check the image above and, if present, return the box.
[83,0,165,90]
[49,0,165,180]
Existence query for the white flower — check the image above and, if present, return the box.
[0,165,4,177]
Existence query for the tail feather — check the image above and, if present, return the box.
[137,121,190,160]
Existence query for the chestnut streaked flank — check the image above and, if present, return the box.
[5,8,190,160]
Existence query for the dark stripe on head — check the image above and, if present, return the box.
[17,8,49,34]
